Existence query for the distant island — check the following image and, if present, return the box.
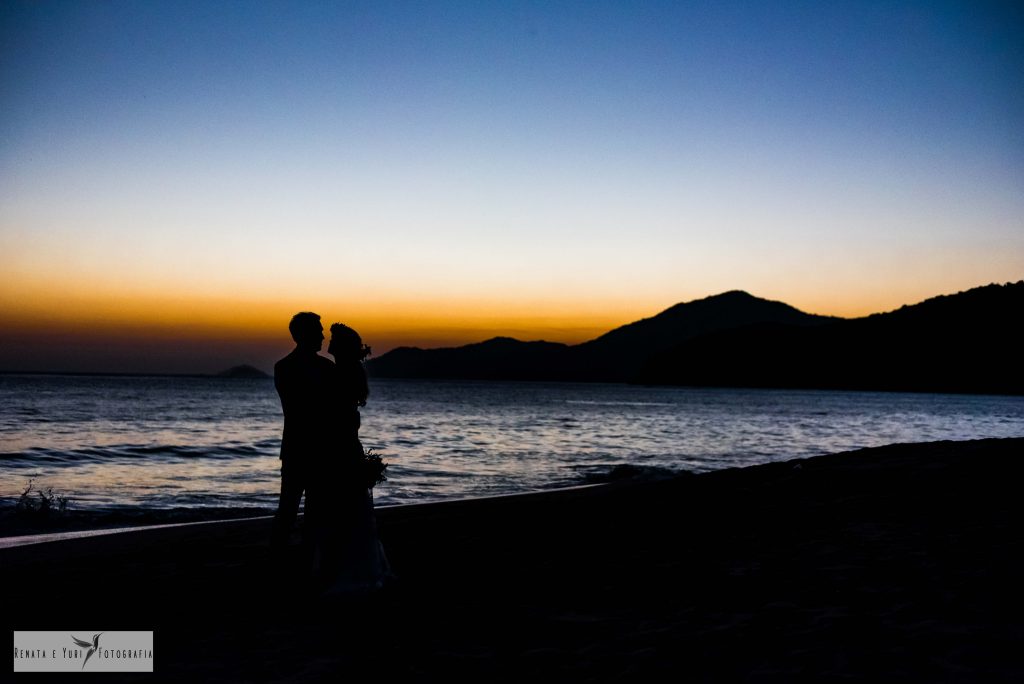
[215,365,271,379]
[367,282,1024,395]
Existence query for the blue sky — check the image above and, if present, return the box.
[1,0,1022,370]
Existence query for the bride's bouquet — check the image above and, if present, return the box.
[363,448,388,488]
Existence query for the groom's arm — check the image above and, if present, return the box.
[274,358,295,416]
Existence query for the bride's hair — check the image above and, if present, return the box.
[330,323,370,360]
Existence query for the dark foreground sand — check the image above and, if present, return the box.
[4,438,1024,682]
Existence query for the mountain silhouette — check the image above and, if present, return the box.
[635,281,1024,394]
[369,290,831,382]
[367,282,1023,394]
[366,337,572,381]
[573,290,836,381]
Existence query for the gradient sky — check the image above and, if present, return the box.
[2,1,1022,373]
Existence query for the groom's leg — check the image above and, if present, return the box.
[271,459,305,548]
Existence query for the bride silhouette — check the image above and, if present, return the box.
[310,322,391,594]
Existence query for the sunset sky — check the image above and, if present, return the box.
[2,1,1022,373]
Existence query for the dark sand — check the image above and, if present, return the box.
[4,438,1023,682]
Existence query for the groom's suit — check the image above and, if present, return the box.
[271,347,335,547]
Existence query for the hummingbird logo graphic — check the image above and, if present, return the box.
[70,633,102,669]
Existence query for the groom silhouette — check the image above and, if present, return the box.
[271,312,335,549]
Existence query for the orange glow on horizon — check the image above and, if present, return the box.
[3,262,1019,374]
[3,270,1014,343]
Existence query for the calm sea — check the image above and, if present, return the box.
[1,374,1022,516]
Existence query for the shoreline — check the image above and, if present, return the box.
[0,482,608,550]
[3,437,1023,681]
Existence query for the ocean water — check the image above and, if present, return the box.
[1,374,1022,516]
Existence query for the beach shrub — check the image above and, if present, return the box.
[15,479,70,520]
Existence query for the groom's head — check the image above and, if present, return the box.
[289,312,324,352]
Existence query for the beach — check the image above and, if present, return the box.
[4,437,1023,681]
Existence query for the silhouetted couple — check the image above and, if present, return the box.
[271,312,390,594]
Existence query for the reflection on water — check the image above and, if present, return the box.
[1,374,1022,513]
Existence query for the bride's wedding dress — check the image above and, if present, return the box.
[323,457,392,595]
